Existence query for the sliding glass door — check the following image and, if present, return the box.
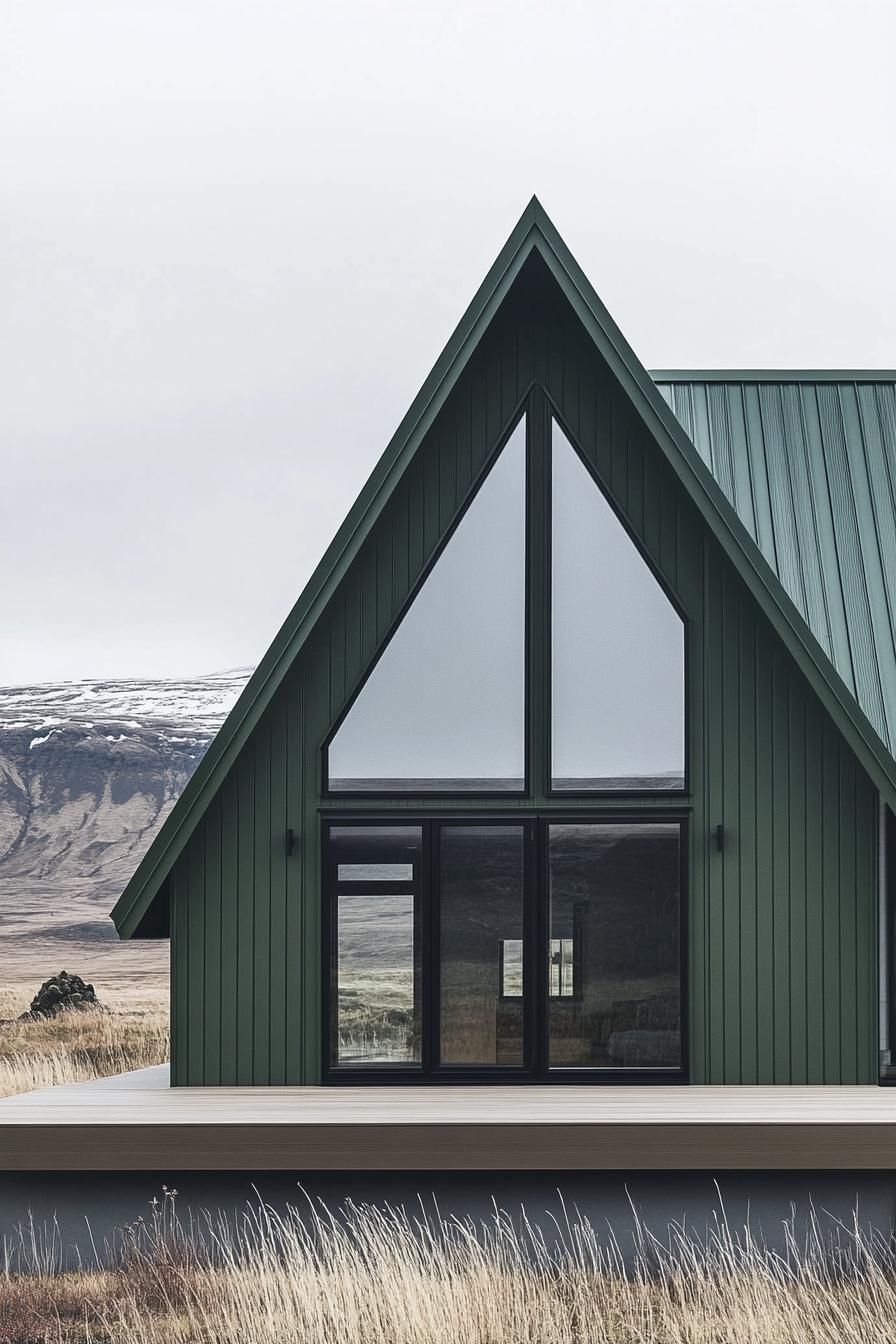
[438,825,527,1067]
[324,817,684,1079]
[547,822,682,1070]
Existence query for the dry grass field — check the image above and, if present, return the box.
[4,1191,896,1343]
[0,978,168,1099]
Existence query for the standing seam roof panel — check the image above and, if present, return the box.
[656,376,896,757]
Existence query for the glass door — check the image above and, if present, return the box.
[323,817,684,1079]
[436,823,530,1071]
[546,821,683,1071]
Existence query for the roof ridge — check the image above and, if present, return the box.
[652,370,896,383]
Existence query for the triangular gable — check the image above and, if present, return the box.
[112,199,896,939]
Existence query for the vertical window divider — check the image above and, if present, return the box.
[535,817,549,1074]
[526,388,551,1074]
[526,387,552,804]
[422,819,436,1074]
[524,817,539,1074]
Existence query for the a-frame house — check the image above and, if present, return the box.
[111,199,896,1090]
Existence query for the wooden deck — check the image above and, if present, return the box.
[4,1068,896,1170]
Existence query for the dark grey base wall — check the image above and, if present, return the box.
[3,1170,896,1270]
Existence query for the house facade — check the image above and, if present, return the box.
[111,200,896,1089]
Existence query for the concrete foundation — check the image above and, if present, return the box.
[3,1169,895,1271]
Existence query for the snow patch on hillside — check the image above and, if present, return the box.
[0,668,251,734]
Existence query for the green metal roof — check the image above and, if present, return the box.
[656,375,896,756]
[112,200,896,938]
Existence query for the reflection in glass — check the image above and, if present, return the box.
[439,825,525,1066]
[330,826,421,876]
[327,418,526,792]
[551,420,685,791]
[336,893,419,1065]
[500,940,523,998]
[330,826,421,1066]
[550,938,574,998]
[337,863,413,882]
[548,822,681,1069]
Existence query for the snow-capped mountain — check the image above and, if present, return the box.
[0,669,251,943]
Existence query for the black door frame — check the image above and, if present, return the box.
[322,813,688,1085]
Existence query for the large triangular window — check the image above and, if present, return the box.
[551,420,685,791]
[326,417,526,792]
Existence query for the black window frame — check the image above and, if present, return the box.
[320,407,531,801]
[321,813,688,1085]
[319,385,690,1086]
[324,823,424,1071]
[547,406,690,800]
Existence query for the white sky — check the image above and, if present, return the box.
[3,0,895,684]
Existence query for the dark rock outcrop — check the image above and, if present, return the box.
[21,970,103,1019]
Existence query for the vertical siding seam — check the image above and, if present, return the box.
[854,761,860,1081]
[267,729,273,1084]
[249,754,257,1085]
[173,876,181,1085]
[736,567,741,1080]
[823,726,830,1080]
[785,669,791,1082]
[737,579,744,1081]
[819,713,826,1080]
[874,793,881,1080]
[855,765,861,1079]
[803,694,809,1082]
[201,818,209,1085]
[720,569,726,1081]
[299,671,309,1080]
[235,770,241,1082]
[752,619,760,1082]
[178,874,183,1087]
[218,796,224,1084]
[837,744,844,1081]
[183,870,188,1085]
[735,582,743,1082]
[703,540,711,1079]
[771,653,778,1082]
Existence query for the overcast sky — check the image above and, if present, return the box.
[3,0,896,686]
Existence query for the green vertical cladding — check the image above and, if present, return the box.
[168,254,879,1085]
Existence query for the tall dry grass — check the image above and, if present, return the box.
[0,985,168,1098]
[4,1189,896,1342]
